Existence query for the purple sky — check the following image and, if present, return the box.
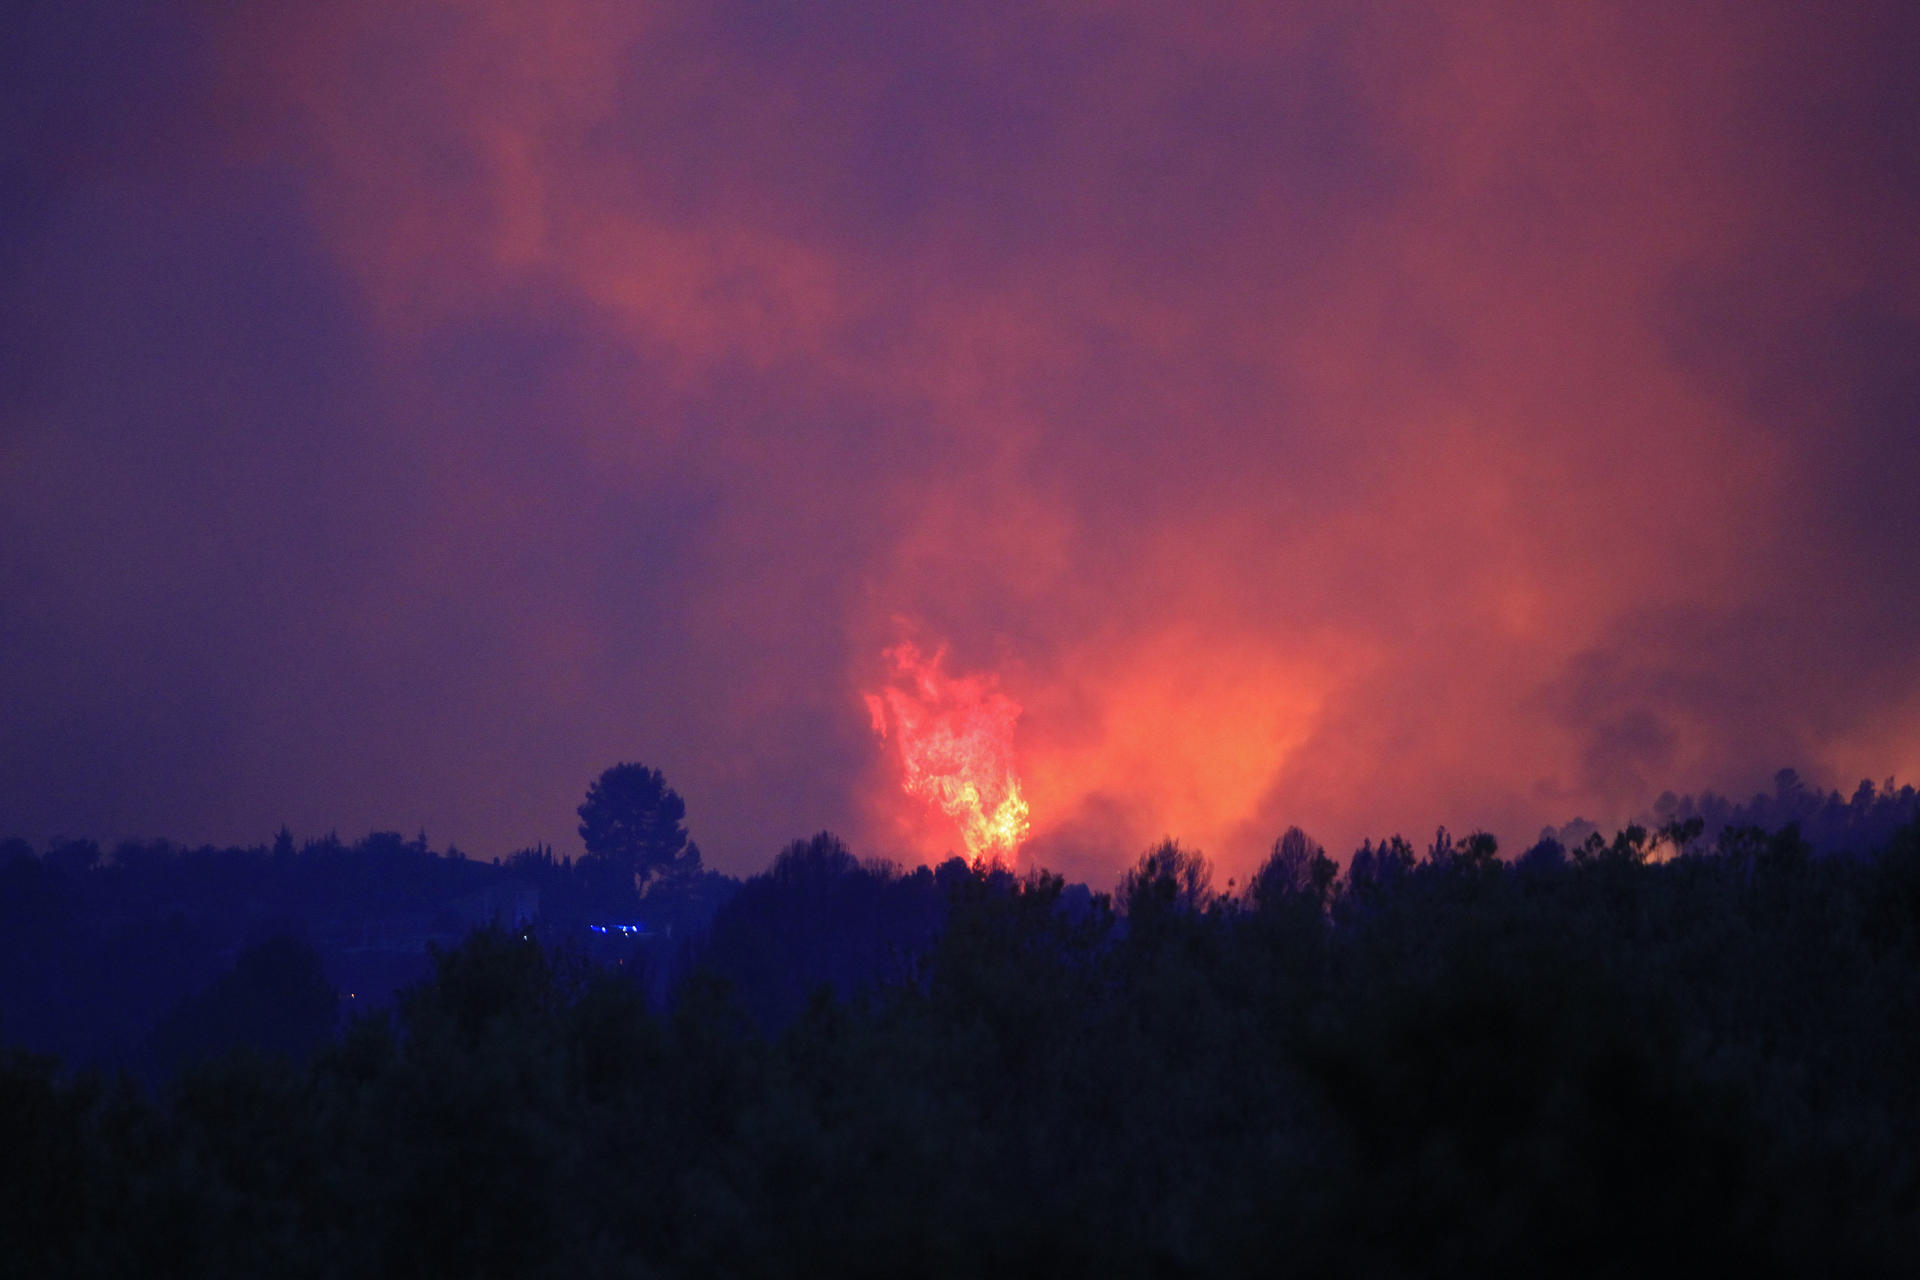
[5,1,1919,884]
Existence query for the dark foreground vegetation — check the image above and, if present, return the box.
[5,775,1920,1275]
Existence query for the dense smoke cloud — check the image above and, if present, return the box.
[4,2,1918,881]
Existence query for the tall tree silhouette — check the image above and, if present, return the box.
[1118,838,1216,921]
[577,763,701,900]
[1251,826,1337,913]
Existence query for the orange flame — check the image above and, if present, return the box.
[865,641,1030,866]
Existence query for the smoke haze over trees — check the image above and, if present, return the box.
[8,2,1920,881]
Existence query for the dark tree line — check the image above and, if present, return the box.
[5,798,1920,1275]
[0,765,733,1076]
[1562,767,1920,858]
[0,828,530,1075]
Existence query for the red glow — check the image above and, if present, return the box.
[865,642,1030,866]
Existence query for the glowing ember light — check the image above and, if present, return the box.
[865,640,1030,866]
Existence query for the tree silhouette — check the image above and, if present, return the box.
[1251,826,1337,913]
[148,935,338,1073]
[1118,838,1215,919]
[576,763,701,897]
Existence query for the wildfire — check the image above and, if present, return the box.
[865,640,1030,866]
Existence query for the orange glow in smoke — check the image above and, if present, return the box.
[865,641,1030,866]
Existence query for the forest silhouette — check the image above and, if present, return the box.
[3,766,1919,1274]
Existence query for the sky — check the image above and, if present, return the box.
[4,1,1919,886]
